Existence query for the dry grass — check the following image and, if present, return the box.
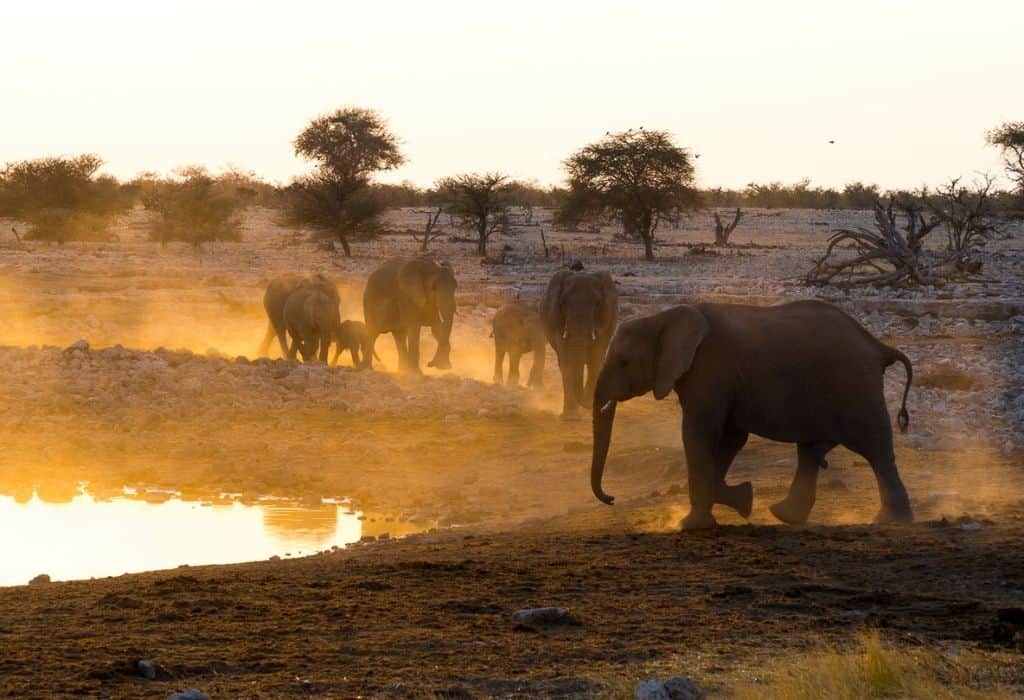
[594,632,1022,699]
[729,632,1020,700]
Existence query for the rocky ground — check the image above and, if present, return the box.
[0,207,1022,697]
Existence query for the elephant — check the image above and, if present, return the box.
[540,269,618,417]
[330,320,380,368]
[491,303,547,388]
[590,300,914,529]
[259,273,340,358]
[363,257,457,373]
[282,282,342,363]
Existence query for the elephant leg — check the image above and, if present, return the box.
[770,442,832,525]
[558,353,579,419]
[318,331,330,363]
[350,346,361,367]
[493,342,505,384]
[363,330,378,370]
[680,415,720,529]
[406,324,422,373]
[507,350,522,386]
[286,332,300,361]
[391,329,409,370]
[527,342,545,389]
[847,436,912,525]
[714,429,752,518]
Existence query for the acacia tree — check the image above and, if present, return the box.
[284,107,404,256]
[435,172,512,257]
[987,122,1024,201]
[924,176,1001,252]
[559,129,697,260]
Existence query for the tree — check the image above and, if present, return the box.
[139,167,244,248]
[286,107,404,256]
[986,122,1024,200]
[0,154,132,242]
[923,176,1001,252]
[560,129,697,260]
[435,172,513,257]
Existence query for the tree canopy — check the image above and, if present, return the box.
[987,121,1024,203]
[435,172,513,257]
[560,129,697,260]
[287,106,404,255]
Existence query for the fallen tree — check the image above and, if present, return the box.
[806,199,961,287]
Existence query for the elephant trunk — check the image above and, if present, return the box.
[591,381,617,505]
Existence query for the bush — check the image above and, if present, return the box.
[0,155,133,242]
[139,167,244,247]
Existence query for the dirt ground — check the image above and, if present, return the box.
[0,208,1022,697]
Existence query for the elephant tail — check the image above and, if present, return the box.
[884,346,913,432]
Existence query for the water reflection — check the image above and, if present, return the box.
[0,489,409,587]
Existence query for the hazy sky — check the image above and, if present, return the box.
[3,1,1022,190]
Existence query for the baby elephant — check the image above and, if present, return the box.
[331,320,380,368]
[492,303,547,388]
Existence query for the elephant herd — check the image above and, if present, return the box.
[259,256,917,529]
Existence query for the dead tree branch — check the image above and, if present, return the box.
[713,208,743,246]
[411,207,444,251]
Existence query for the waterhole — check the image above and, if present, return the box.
[0,487,424,586]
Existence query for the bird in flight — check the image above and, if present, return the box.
[828,139,835,144]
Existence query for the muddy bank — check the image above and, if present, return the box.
[2,505,1023,698]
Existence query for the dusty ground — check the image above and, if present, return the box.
[0,208,1022,696]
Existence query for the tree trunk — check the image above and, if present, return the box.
[337,231,352,257]
[477,218,488,257]
[641,230,655,261]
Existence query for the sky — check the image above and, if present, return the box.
[3,0,1022,190]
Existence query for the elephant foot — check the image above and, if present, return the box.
[681,510,718,530]
[560,410,583,422]
[874,504,914,525]
[428,359,452,370]
[718,481,753,519]
[769,497,814,526]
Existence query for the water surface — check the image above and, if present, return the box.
[0,489,399,586]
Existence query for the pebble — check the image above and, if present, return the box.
[511,606,571,625]
[137,659,157,680]
[168,691,209,700]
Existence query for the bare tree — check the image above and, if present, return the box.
[411,207,444,251]
[924,176,1001,252]
[712,208,743,246]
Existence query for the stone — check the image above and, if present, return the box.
[511,606,572,626]
[137,659,157,680]
[29,574,50,585]
[168,691,209,700]
[663,676,707,700]
[64,339,90,354]
[634,680,670,700]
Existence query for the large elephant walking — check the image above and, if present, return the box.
[283,284,342,362]
[590,300,914,529]
[363,257,457,372]
[259,273,340,360]
[540,269,618,418]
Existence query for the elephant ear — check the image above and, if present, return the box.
[593,271,618,332]
[653,306,709,400]
[398,259,430,309]
[540,270,570,335]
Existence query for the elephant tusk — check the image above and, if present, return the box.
[599,400,615,414]
[561,328,568,340]
[591,330,597,341]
